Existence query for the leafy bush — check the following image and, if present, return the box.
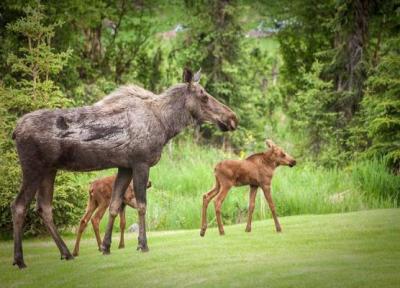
[0,152,88,238]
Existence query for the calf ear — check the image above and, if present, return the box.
[183,68,193,83]
[266,139,276,149]
[193,68,202,83]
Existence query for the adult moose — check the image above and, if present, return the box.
[11,68,237,268]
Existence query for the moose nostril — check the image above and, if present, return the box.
[232,115,238,128]
[229,119,236,130]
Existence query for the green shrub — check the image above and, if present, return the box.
[0,166,88,238]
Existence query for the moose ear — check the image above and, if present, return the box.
[182,68,193,83]
[266,139,276,149]
[193,68,201,83]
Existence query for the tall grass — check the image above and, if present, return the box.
[351,158,400,205]
[70,140,399,235]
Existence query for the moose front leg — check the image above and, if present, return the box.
[101,168,132,255]
[262,185,282,232]
[132,163,150,252]
[118,205,126,249]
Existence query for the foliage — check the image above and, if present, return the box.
[0,0,399,239]
[272,0,400,170]
[170,0,278,150]
[5,4,72,111]
[287,62,346,164]
[0,4,85,237]
[359,36,400,171]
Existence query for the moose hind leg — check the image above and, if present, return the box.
[11,170,44,269]
[118,206,126,249]
[101,167,132,255]
[132,163,150,252]
[36,170,73,260]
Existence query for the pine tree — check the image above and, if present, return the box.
[361,36,400,172]
[5,4,71,111]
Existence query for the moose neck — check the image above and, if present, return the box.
[263,150,278,170]
[158,85,193,141]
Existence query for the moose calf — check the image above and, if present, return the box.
[72,175,151,256]
[200,139,296,236]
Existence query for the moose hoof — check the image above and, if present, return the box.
[245,227,251,233]
[61,253,74,261]
[72,251,79,257]
[200,230,206,237]
[101,244,111,255]
[276,227,282,233]
[137,245,149,252]
[13,259,27,269]
[219,231,225,236]
[118,244,125,249]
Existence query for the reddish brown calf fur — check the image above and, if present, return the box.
[72,176,150,256]
[200,139,296,236]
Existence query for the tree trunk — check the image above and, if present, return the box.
[339,0,370,121]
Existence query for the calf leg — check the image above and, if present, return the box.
[245,186,258,232]
[200,179,220,237]
[118,205,126,249]
[91,202,108,251]
[214,185,231,236]
[101,168,132,254]
[36,170,73,260]
[262,185,282,232]
[73,199,97,256]
[11,170,44,269]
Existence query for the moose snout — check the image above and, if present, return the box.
[217,113,238,132]
[228,114,238,131]
[224,113,238,131]
[289,160,297,167]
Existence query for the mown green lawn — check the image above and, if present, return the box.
[1,209,399,288]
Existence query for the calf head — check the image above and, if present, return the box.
[266,139,296,167]
[182,68,238,132]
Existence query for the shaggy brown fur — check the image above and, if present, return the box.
[200,140,296,236]
[72,175,151,257]
[11,68,237,268]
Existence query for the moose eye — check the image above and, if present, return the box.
[201,95,208,103]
